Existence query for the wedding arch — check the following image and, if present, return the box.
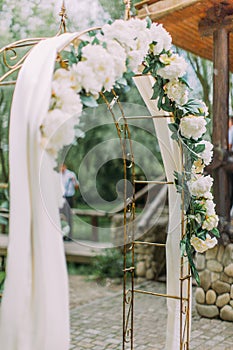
[0,2,219,350]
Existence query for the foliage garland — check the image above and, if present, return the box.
[40,17,219,284]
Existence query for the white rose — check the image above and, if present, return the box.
[164,79,188,105]
[202,215,219,231]
[157,53,187,79]
[40,109,77,157]
[197,140,213,165]
[188,174,213,198]
[53,68,72,85]
[76,44,117,94]
[190,234,218,253]
[105,40,127,78]
[128,49,146,72]
[180,115,207,140]
[51,84,83,116]
[204,199,216,216]
[149,23,172,54]
[100,19,137,51]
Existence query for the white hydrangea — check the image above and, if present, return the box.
[164,79,188,105]
[190,234,218,253]
[188,174,213,199]
[197,140,213,165]
[149,22,172,55]
[157,53,187,80]
[40,109,77,157]
[180,115,207,140]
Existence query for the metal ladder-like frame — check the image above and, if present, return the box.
[110,108,192,350]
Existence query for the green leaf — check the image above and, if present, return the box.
[180,240,186,257]
[116,77,127,86]
[211,228,220,238]
[89,30,97,37]
[68,47,78,65]
[151,82,161,100]
[0,215,8,225]
[194,144,205,154]
[92,37,100,45]
[168,123,178,133]
[146,16,152,29]
[80,95,98,108]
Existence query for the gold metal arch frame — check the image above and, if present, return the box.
[0,1,191,349]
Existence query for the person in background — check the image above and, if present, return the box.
[60,163,79,241]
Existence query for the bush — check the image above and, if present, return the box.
[91,247,133,280]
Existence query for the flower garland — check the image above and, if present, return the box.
[39,17,219,283]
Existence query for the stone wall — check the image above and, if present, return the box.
[111,213,167,281]
[195,244,233,321]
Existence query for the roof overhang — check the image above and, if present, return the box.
[135,0,233,71]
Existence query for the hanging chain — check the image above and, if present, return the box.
[124,0,131,21]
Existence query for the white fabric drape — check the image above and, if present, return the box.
[133,75,191,349]
[0,33,79,350]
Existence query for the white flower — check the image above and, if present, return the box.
[192,159,205,174]
[180,115,207,140]
[197,140,213,165]
[202,215,219,231]
[164,79,188,105]
[157,53,187,79]
[101,18,150,53]
[100,18,151,72]
[128,49,147,72]
[149,23,172,55]
[188,174,213,199]
[51,84,83,116]
[204,199,216,216]
[75,44,117,94]
[53,68,73,87]
[40,109,77,157]
[105,40,127,78]
[190,234,218,253]
[198,100,209,116]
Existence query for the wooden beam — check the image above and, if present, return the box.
[135,0,200,19]
[199,14,233,36]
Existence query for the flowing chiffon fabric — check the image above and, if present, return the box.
[0,33,79,350]
[133,75,191,349]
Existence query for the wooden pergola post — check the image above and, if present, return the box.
[199,5,233,220]
[212,27,230,219]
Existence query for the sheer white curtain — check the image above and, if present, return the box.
[133,75,191,349]
[0,33,79,350]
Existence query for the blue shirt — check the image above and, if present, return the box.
[61,169,79,197]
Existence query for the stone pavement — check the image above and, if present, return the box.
[69,277,233,350]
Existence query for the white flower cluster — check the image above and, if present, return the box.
[187,174,219,243]
[39,18,175,158]
[40,69,83,157]
[37,17,219,272]
[190,234,218,253]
